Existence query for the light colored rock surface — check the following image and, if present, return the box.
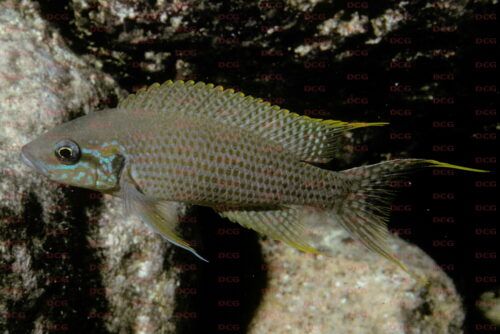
[477,289,500,326]
[0,3,181,333]
[249,217,464,334]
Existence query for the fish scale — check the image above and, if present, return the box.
[20,79,488,281]
[121,111,337,207]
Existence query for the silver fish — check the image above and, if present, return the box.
[20,80,487,283]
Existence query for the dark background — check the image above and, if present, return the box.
[9,0,499,333]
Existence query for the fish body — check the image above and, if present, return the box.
[122,111,339,207]
[20,80,487,282]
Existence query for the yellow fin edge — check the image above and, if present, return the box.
[286,242,322,255]
[424,160,490,173]
[387,255,429,286]
[348,122,390,129]
[320,120,390,130]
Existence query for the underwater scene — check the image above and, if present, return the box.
[0,1,497,333]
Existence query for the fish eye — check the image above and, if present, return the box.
[54,139,81,165]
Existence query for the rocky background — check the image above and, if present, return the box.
[0,0,497,333]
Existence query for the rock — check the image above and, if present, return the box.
[0,3,184,333]
[477,289,500,326]
[248,214,464,334]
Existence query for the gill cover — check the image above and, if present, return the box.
[82,142,125,190]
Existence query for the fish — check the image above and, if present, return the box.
[20,80,488,283]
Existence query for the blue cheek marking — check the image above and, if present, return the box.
[49,145,121,188]
[73,171,86,181]
[51,161,91,183]
[57,165,76,170]
[86,149,102,159]
[82,145,120,188]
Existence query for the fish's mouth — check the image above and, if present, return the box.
[20,148,48,176]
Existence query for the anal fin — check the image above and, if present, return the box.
[217,207,321,254]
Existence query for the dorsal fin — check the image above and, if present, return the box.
[118,80,387,163]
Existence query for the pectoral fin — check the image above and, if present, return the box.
[121,178,207,262]
[217,207,320,254]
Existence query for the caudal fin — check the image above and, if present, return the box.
[331,159,488,284]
